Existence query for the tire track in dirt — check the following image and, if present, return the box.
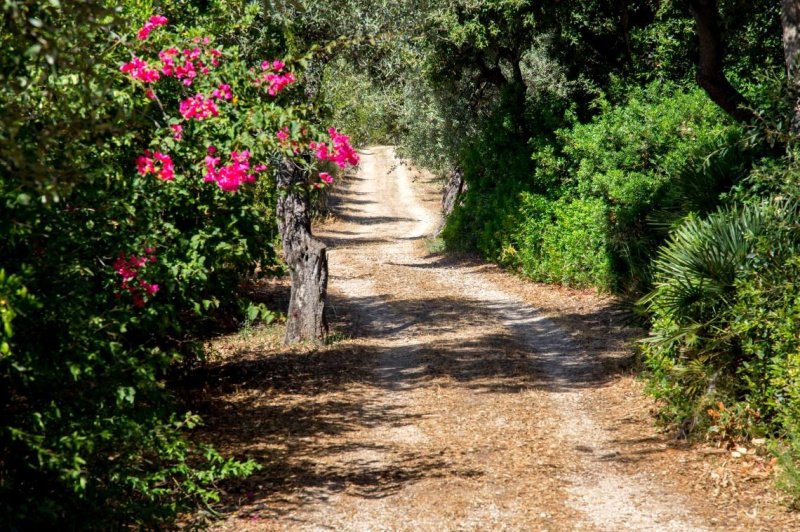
[297,146,707,530]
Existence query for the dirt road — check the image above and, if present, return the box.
[206,146,796,530]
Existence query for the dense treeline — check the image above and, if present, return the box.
[319,0,800,505]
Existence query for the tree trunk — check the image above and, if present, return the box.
[688,0,756,124]
[782,0,800,130]
[437,166,466,236]
[277,159,328,345]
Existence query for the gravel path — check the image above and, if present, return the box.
[304,147,704,530]
[208,146,796,530]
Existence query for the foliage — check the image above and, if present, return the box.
[641,199,800,442]
[0,1,355,527]
[561,83,745,291]
[512,195,612,288]
[319,57,401,146]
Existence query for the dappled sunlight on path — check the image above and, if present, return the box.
[197,147,789,530]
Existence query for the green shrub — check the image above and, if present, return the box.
[512,194,612,288]
[641,200,800,441]
[561,82,744,291]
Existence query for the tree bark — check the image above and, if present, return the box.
[782,0,800,130]
[277,159,328,345]
[688,0,756,123]
[437,166,466,236]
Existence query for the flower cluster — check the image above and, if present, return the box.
[113,249,160,308]
[319,172,334,185]
[137,15,168,40]
[203,148,267,192]
[212,83,233,100]
[179,94,219,121]
[120,56,161,83]
[171,124,183,140]
[256,60,296,96]
[137,151,175,181]
[159,45,221,86]
[310,128,359,168]
[276,127,290,143]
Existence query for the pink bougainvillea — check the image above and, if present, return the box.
[158,44,221,85]
[137,150,175,181]
[319,172,334,185]
[203,149,267,192]
[179,94,219,120]
[255,60,296,96]
[113,249,160,308]
[171,124,183,140]
[276,127,290,143]
[310,128,359,168]
[212,83,233,100]
[137,15,168,40]
[120,56,161,83]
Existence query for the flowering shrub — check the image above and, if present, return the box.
[256,59,297,96]
[113,249,160,307]
[0,5,358,529]
[311,127,360,168]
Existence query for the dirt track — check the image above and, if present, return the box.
[204,146,799,530]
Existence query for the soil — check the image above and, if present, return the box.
[191,146,800,530]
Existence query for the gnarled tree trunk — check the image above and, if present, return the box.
[437,166,466,236]
[689,0,755,124]
[277,159,328,345]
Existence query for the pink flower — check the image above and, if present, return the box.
[255,60,296,96]
[171,124,183,140]
[113,250,160,307]
[136,14,168,40]
[141,281,160,296]
[212,83,232,100]
[203,150,260,192]
[136,151,155,175]
[207,145,217,155]
[319,172,334,185]
[179,94,219,120]
[145,89,156,100]
[276,127,290,142]
[120,56,161,83]
[153,152,174,181]
[137,151,175,181]
[312,128,359,168]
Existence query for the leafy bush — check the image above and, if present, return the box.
[511,194,612,288]
[0,3,353,527]
[561,83,745,291]
[641,199,800,444]
[441,83,748,292]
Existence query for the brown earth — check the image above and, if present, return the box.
[191,146,800,530]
